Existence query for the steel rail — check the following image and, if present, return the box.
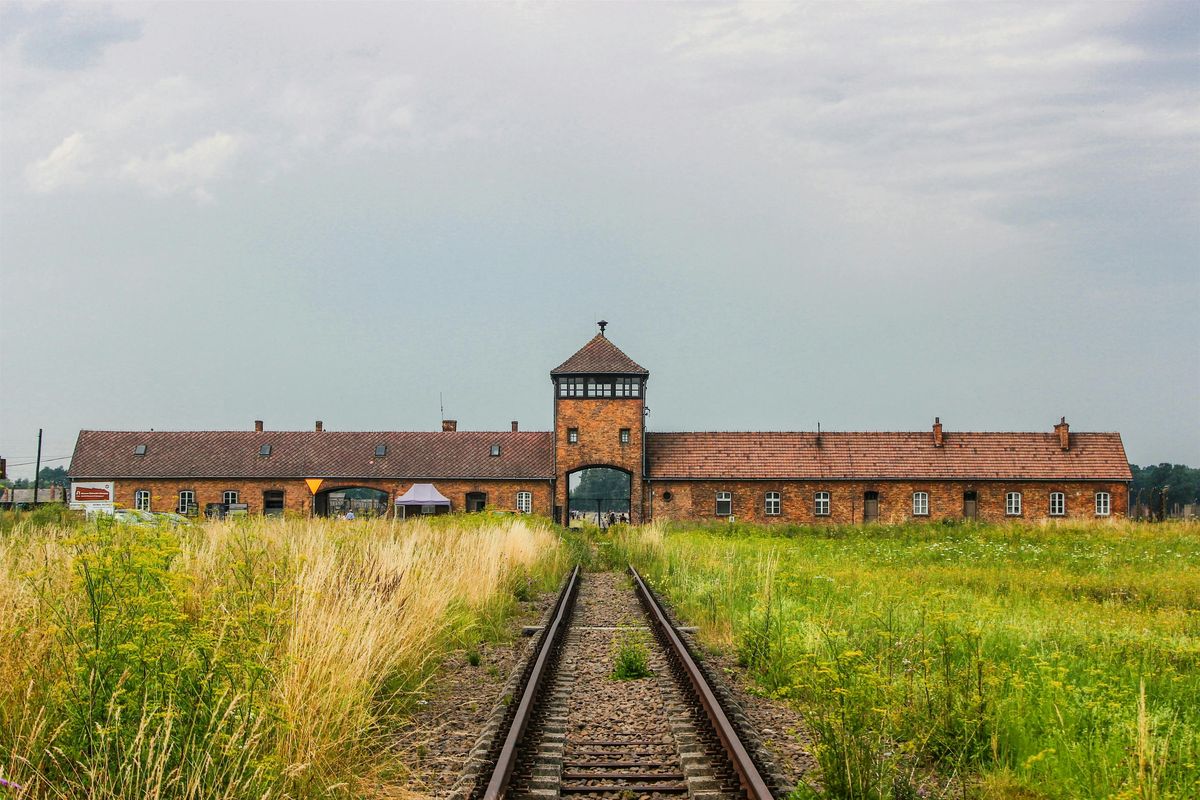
[481,564,581,800]
[630,565,775,800]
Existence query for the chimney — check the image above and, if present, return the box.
[315,420,323,432]
[1054,416,1069,451]
[442,419,457,432]
[933,417,943,447]
[254,420,264,433]
[511,420,519,432]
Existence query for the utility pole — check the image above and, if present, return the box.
[33,429,43,505]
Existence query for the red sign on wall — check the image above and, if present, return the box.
[74,486,111,501]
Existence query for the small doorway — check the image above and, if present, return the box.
[963,491,978,520]
[263,490,285,517]
[466,492,487,512]
[863,491,879,523]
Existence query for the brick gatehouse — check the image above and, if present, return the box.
[68,325,1131,523]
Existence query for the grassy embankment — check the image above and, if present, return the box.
[606,520,1200,800]
[0,508,574,799]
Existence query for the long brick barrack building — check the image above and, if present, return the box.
[69,326,1131,523]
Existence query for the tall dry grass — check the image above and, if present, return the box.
[0,513,566,798]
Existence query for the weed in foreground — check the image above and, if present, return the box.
[611,630,654,680]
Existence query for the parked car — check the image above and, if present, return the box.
[111,508,157,526]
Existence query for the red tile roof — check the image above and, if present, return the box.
[69,430,553,480]
[646,431,1131,481]
[551,334,649,375]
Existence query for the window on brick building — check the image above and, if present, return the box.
[619,428,630,444]
[1050,492,1065,516]
[178,490,196,515]
[1005,492,1022,516]
[715,492,732,516]
[912,492,929,516]
[568,428,578,444]
[134,489,150,511]
[814,491,830,516]
[615,378,640,397]
[1095,492,1110,516]
[765,492,781,516]
[586,378,613,397]
[559,377,585,397]
[517,491,532,514]
[223,490,239,505]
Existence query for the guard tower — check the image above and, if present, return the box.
[551,322,649,524]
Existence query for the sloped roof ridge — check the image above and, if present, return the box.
[550,333,649,375]
[82,428,553,434]
[647,429,1122,435]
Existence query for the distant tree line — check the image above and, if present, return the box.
[1130,463,1200,513]
[1,465,69,490]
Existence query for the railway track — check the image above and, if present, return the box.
[457,566,779,799]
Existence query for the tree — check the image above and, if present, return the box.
[1130,463,1200,516]
[569,468,630,512]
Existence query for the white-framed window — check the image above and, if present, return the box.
[715,492,732,516]
[1095,492,1110,516]
[912,492,929,516]
[619,428,630,444]
[1049,491,1065,516]
[765,492,781,516]
[490,444,501,457]
[420,504,436,515]
[615,377,640,397]
[586,378,613,397]
[223,490,239,505]
[516,491,532,514]
[814,491,831,516]
[567,428,578,444]
[134,489,151,511]
[1005,491,1022,516]
[559,377,585,397]
[178,490,196,515]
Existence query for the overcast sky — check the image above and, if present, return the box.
[1,1,1197,478]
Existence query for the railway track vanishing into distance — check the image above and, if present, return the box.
[453,566,783,799]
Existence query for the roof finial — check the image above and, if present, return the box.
[597,319,608,336]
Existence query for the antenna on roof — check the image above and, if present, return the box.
[439,392,444,421]
[816,421,822,447]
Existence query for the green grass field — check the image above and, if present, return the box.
[607,520,1200,800]
[0,510,571,799]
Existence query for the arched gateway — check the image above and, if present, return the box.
[551,322,649,525]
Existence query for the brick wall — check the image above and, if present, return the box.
[646,480,1129,524]
[113,478,554,517]
[554,397,644,523]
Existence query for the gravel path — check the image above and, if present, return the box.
[395,592,557,796]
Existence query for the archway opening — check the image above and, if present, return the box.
[314,486,388,518]
[567,466,631,529]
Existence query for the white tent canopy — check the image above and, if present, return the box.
[394,483,451,510]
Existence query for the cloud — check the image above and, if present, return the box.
[25,131,92,192]
[119,133,241,201]
[0,2,141,70]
